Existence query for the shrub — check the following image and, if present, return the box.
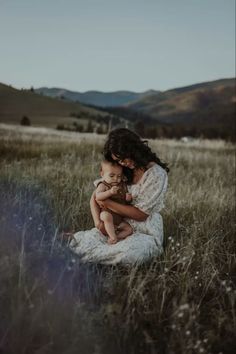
[20,116,31,126]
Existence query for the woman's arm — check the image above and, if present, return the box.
[98,199,148,221]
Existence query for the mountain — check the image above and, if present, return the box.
[0,83,111,128]
[126,78,235,124]
[35,88,159,107]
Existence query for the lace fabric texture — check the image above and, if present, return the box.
[70,164,168,265]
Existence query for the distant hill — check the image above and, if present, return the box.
[0,83,111,129]
[126,78,235,124]
[1,78,235,140]
[35,87,159,107]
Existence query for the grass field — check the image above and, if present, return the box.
[0,125,235,354]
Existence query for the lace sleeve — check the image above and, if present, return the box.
[134,165,168,214]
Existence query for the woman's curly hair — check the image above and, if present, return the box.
[103,128,169,183]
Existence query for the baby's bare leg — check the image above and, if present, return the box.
[116,222,133,240]
[100,211,117,244]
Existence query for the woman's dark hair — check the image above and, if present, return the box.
[103,128,169,183]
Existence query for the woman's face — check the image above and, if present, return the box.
[111,154,135,169]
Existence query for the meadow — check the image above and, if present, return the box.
[0,124,235,354]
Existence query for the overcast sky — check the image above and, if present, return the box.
[0,0,235,92]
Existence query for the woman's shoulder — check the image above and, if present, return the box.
[146,162,167,177]
[139,163,167,186]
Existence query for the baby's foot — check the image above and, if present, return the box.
[108,237,117,245]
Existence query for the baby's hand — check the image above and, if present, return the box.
[126,193,132,202]
[110,186,119,195]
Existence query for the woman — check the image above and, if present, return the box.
[69,128,169,265]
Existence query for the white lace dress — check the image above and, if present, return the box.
[69,164,168,265]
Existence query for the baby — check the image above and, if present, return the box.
[95,160,133,244]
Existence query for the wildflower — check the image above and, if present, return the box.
[37,227,42,231]
[29,216,33,221]
[226,287,232,292]
[195,276,198,280]
[164,267,169,272]
[194,340,201,349]
[178,312,184,318]
[199,348,204,353]
[179,304,189,311]
[186,330,191,336]
[203,338,208,343]
[221,280,226,286]
[196,271,199,275]
[171,247,175,251]
[71,258,76,263]
[176,242,180,247]
[168,236,173,241]
[171,324,176,329]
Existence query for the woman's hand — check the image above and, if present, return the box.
[96,199,109,210]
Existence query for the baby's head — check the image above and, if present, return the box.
[100,160,123,185]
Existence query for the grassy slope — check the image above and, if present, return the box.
[0,127,235,354]
[0,83,107,127]
[127,78,236,123]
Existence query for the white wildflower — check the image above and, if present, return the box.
[179,303,189,311]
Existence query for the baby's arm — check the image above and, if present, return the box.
[96,184,119,201]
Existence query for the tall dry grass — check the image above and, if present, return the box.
[0,126,235,354]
